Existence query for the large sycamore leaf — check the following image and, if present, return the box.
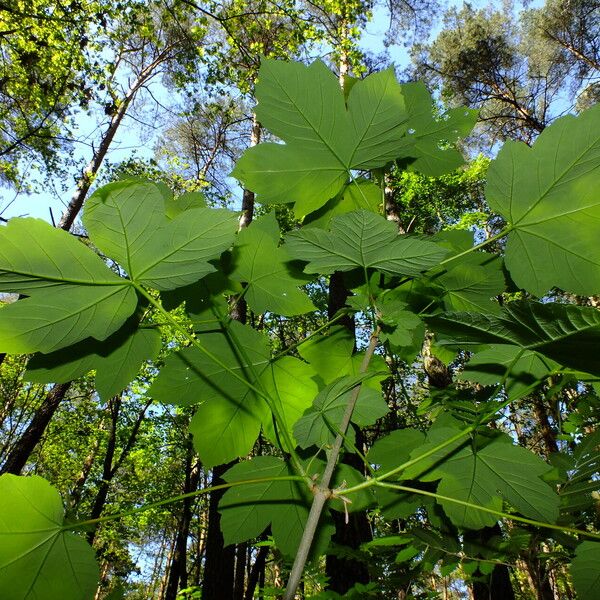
[83,180,238,290]
[149,322,270,467]
[486,103,600,296]
[367,429,426,520]
[26,324,161,401]
[406,427,559,529]
[429,301,600,376]
[233,59,475,215]
[304,180,382,230]
[230,212,315,316]
[286,211,446,276]
[219,457,334,558]
[559,431,600,514]
[0,218,124,293]
[0,475,98,600]
[0,218,137,354]
[434,254,505,313]
[259,356,320,449]
[571,542,600,600]
[293,374,388,449]
[0,285,136,354]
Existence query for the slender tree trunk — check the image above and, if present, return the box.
[201,463,236,600]
[325,272,372,592]
[244,545,269,600]
[58,47,175,231]
[238,114,261,231]
[87,397,150,544]
[0,382,71,474]
[164,440,201,600]
[233,542,248,600]
[69,420,104,511]
[532,395,559,456]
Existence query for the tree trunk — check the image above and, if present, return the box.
[163,441,201,600]
[233,542,248,600]
[465,525,515,600]
[244,545,269,600]
[58,46,175,231]
[0,382,71,474]
[201,463,236,600]
[87,397,150,544]
[69,420,104,511]
[325,269,372,593]
[202,112,261,600]
[532,395,559,456]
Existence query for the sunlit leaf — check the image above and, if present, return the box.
[487,103,600,295]
[0,475,98,600]
[286,211,446,276]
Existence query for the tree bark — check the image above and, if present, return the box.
[202,112,261,599]
[0,382,71,474]
[233,542,248,600]
[87,397,150,544]
[163,440,201,600]
[324,270,372,593]
[244,545,269,600]
[201,463,236,600]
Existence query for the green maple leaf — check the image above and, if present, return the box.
[0,218,137,353]
[487,103,600,295]
[219,457,334,558]
[148,321,270,468]
[233,59,476,215]
[304,180,382,230]
[83,179,238,290]
[429,301,600,376]
[458,344,558,400]
[406,427,559,529]
[571,542,600,600]
[293,374,388,449]
[230,212,315,316]
[259,356,320,449]
[368,429,426,520]
[26,322,161,401]
[0,475,98,600]
[286,211,447,276]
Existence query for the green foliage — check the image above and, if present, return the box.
[1,57,600,598]
[233,59,476,215]
[218,456,335,558]
[571,542,600,600]
[286,210,447,275]
[0,474,98,600]
[487,103,600,296]
[230,212,315,315]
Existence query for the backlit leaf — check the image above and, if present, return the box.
[486,103,600,295]
[230,212,315,315]
[286,211,446,276]
[83,180,238,290]
[0,475,98,600]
